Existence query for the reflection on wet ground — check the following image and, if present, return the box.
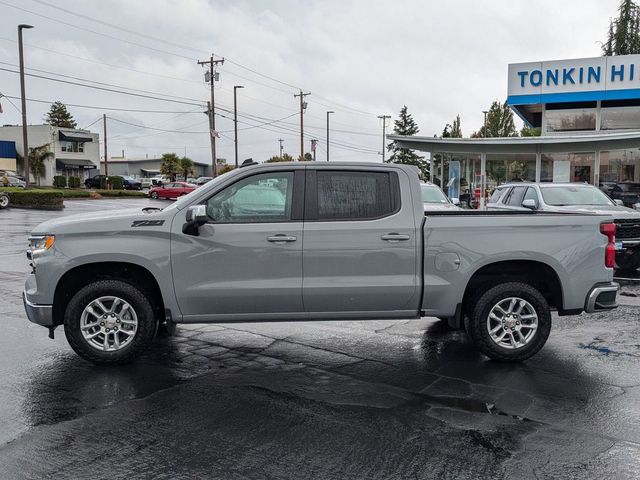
[1,199,639,479]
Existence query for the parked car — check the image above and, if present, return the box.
[121,176,142,190]
[487,182,640,270]
[196,176,213,186]
[148,181,196,199]
[139,178,152,189]
[2,175,26,188]
[608,182,640,209]
[420,182,461,211]
[84,174,105,189]
[151,175,169,186]
[24,163,618,365]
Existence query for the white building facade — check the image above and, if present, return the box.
[0,124,100,186]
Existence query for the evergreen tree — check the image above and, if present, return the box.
[160,153,181,181]
[520,126,541,137]
[386,105,429,179]
[441,115,462,138]
[603,0,640,55]
[45,101,77,128]
[471,101,518,138]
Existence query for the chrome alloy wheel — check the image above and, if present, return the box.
[486,297,538,350]
[0,194,8,208]
[80,296,138,351]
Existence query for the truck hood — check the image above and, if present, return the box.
[31,207,170,235]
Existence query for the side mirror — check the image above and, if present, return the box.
[522,199,538,210]
[182,205,208,236]
[614,199,624,206]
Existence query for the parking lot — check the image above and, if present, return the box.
[1,198,640,479]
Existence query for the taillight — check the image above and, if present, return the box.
[600,223,616,268]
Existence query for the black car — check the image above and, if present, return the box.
[84,174,105,189]
[122,176,142,190]
[609,182,640,209]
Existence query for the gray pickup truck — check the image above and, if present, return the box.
[23,162,619,365]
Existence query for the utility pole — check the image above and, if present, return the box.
[233,85,244,168]
[18,24,33,188]
[326,111,334,161]
[197,55,224,177]
[103,113,109,190]
[294,90,310,160]
[278,138,284,158]
[377,115,391,162]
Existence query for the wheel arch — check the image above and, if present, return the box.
[462,259,564,314]
[52,261,166,327]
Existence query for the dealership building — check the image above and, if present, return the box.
[390,54,640,206]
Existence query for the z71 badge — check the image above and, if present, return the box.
[131,220,165,227]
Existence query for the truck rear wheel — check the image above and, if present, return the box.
[465,282,551,362]
[63,280,157,365]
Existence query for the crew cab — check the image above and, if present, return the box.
[23,163,619,365]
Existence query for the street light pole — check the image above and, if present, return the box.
[233,85,244,168]
[18,24,33,188]
[482,110,488,138]
[326,111,334,161]
[377,115,391,162]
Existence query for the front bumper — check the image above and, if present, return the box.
[584,282,619,313]
[23,291,54,326]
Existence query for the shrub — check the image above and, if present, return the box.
[94,189,146,197]
[68,176,81,189]
[5,189,64,210]
[100,175,124,190]
[53,176,67,188]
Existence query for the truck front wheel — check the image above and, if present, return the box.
[63,280,157,365]
[465,282,551,362]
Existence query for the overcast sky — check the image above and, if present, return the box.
[0,0,621,164]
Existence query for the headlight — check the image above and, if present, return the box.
[28,235,55,257]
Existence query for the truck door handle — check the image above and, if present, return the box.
[267,234,297,243]
[381,233,411,242]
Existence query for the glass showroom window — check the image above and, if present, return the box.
[601,106,640,130]
[541,152,596,184]
[545,108,596,133]
[432,153,480,205]
[486,153,536,187]
[600,149,640,184]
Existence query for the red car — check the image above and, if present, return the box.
[149,181,196,199]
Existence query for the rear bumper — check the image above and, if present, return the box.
[23,291,54,327]
[584,282,619,313]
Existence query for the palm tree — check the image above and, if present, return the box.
[180,156,194,181]
[29,144,54,187]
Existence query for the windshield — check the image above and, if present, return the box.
[421,184,449,204]
[541,185,614,206]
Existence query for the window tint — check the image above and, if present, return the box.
[316,171,396,220]
[489,187,505,203]
[206,172,293,223]
[523,187,538,205]
[506,186,527,206]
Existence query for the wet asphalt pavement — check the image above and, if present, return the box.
[1,199,640,479]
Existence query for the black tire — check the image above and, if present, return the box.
[0,193,9,209]
[466,281,551,362]
[64,280,157,365]
[150,191,159,199]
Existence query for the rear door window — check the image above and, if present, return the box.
[489,187,506,203]
[311,171,399,221]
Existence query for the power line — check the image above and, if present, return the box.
[0,95,200,113]
[0,67,203,106]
